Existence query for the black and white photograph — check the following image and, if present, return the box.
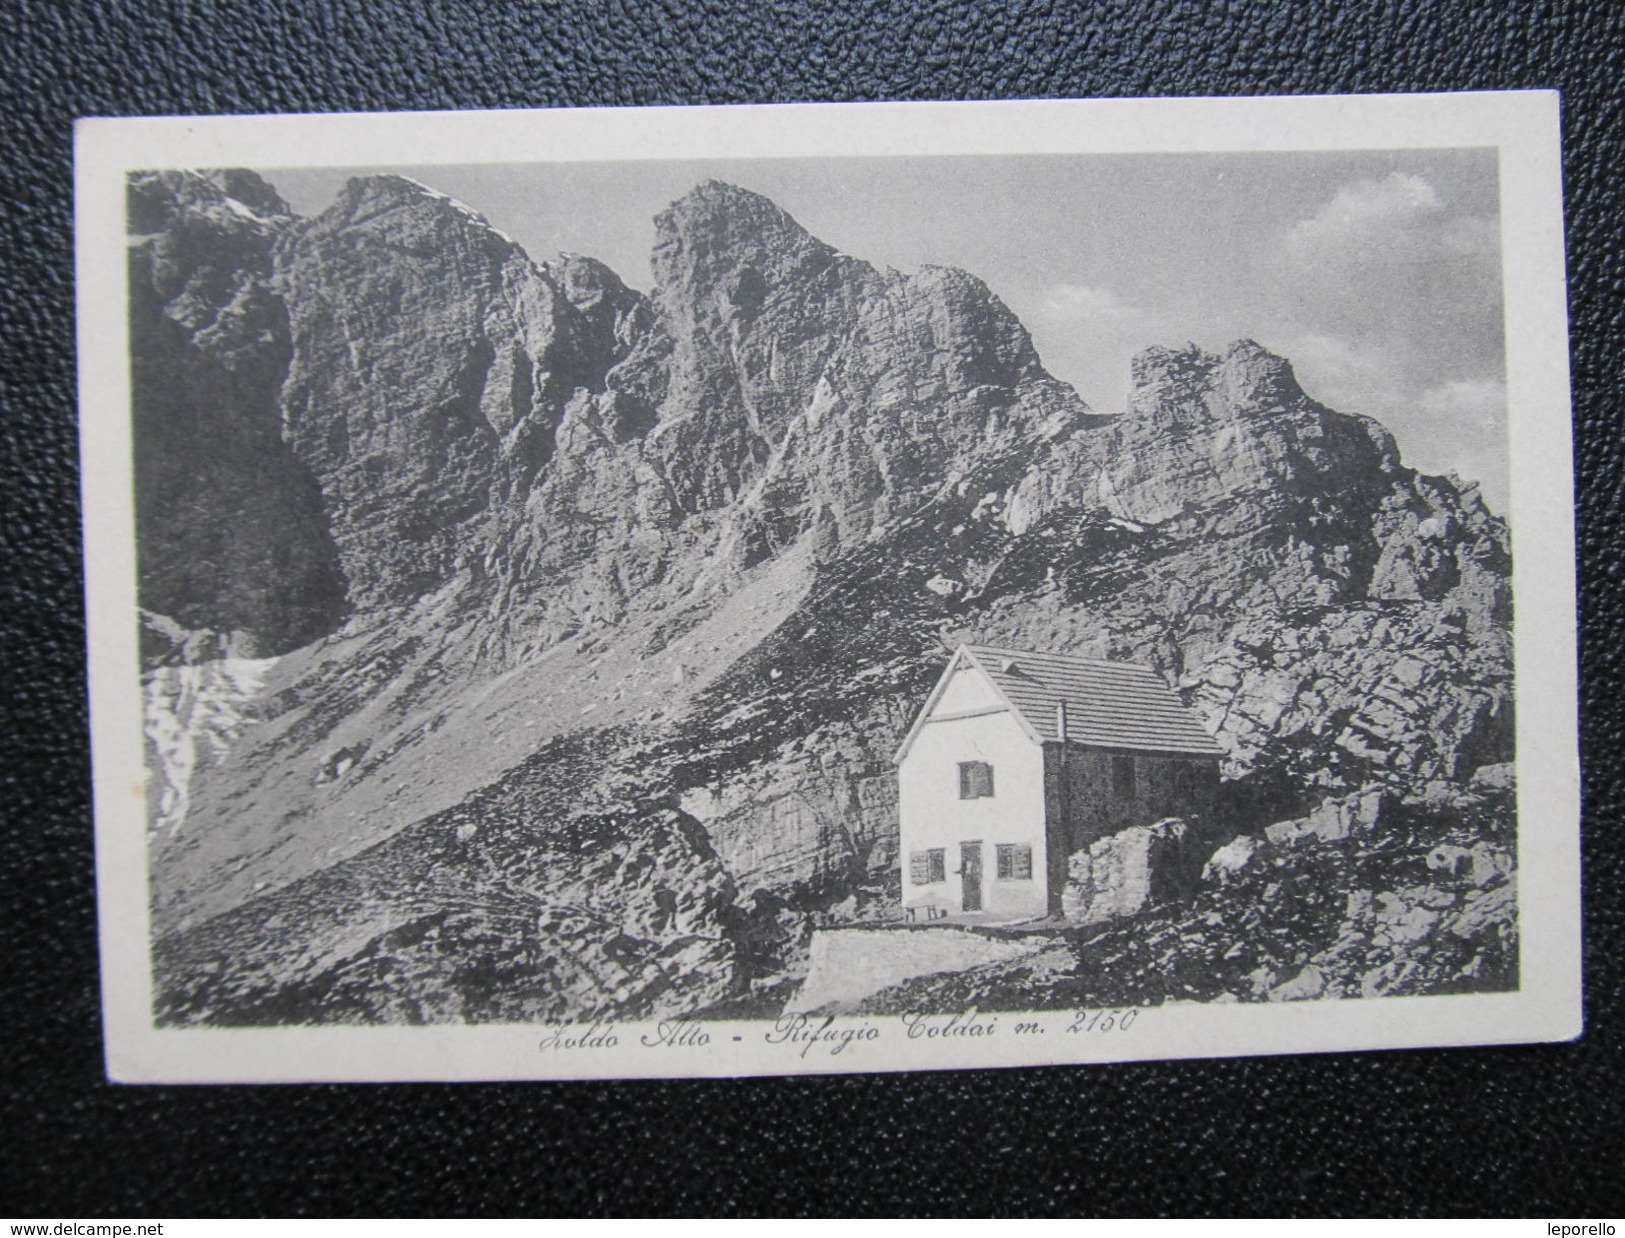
[76,94,1580,1081]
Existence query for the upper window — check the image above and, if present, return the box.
[958,760,995,799]
[1111,754,1137,800]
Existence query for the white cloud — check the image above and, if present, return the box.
[1019,283,1166,411]
[1277,174,1502,338]
[1285,173,1446,259]
[1281,329,1509,511]
[1286,330,1397,401]
[1411,379,1510,511]
[1035,283,1150,328]
[1267,172,1507,503]
[1417,379,1507,434]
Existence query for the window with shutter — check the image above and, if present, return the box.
[996,843,1033,880]
[958,760,994,799]
[910,848,946,884]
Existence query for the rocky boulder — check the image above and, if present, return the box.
[1264,788,1395,847]
[1201,834,1263,884]
[1064,818,1193,924]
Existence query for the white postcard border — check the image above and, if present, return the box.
[75,91,1580,1084]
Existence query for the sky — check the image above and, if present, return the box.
[269,149,1507,510]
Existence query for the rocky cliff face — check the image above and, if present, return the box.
[643,182,1091,550]
[128,171,345,658]
[275,175,665,618]
[134,170,1515,1025]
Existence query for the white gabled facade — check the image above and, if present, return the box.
[894,652,1051,922]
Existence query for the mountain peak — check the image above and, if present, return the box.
[319,175,520,249]
[334,173,436,207]
[1128,339,1304,412]
[653,180,831,272]
[127,169,292,234]
[675,178,788,212]
[550,252,631,299]
[197,169,290,219]
[1218,338,1303,408]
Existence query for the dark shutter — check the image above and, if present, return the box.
[996,844,1033,880]
[1112,754,1137,799]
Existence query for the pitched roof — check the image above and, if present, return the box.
[906,644,1222,758]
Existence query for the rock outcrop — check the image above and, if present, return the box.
[1062,818,1195,924]
[155,730,745,1025]
[638,181,1096,574]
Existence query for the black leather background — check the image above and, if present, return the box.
[3,0,1621,1218]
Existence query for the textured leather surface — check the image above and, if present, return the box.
[3,0,1621,1217]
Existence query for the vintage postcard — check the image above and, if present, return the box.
[77,92,1580,1082]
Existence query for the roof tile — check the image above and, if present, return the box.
[961,644,1223,756]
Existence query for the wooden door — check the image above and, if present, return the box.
[960,841,983,912]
